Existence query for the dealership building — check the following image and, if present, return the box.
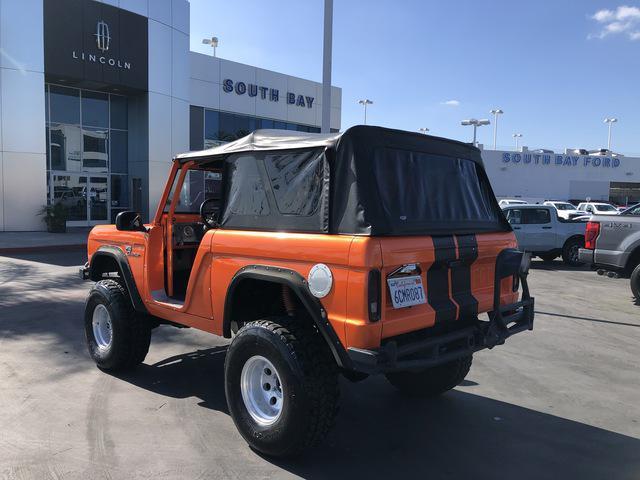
[480,147,640,206]
[0,0,341,231]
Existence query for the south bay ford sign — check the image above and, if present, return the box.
[502,152,621,168]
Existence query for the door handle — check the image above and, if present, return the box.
[513,226,521,230]
[542,226,552,229]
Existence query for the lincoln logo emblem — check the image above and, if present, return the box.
[94,20,111,52]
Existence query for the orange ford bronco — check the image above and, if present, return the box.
[81,126,534,457]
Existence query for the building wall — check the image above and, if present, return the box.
[481,147,638,203]
[0,0,47,231]
[190,53,342,130]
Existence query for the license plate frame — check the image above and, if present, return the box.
[387,275,427,309]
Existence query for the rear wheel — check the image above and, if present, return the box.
[385,355,472,397]
[630,263,640,301]
[562,237,584,267]
[84,279,151,371]
[224,317,339,457]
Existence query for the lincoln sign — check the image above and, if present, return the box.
[502,152,621,168]
[44,0,148,91]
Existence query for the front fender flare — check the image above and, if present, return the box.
[89,245,148,314]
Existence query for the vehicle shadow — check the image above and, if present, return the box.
[112,347,640,480]
[530,260,590,272]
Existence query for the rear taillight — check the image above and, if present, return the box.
[585,221,600,249]
[367,269,381,322]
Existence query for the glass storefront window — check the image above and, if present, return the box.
[49,124,82,172]
[193,107,321,149]
[204,109,219,148]
[49,85,80,124]
[111,174,129,209]
[111,130,128,174]
[52,174,87,221]
[190,106,204,150]
[110,95,128,130]
[83,128,109,172]
[46,84,130,225]
[81,91,109,128]
[89,177,109,221]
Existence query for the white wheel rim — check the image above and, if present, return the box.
[240,355,284,426]
[92,304,113,350]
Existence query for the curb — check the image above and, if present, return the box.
[0,244,86,255]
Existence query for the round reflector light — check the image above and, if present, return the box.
[307,264,333,298]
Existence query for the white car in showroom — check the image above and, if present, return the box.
[543,201,587,220]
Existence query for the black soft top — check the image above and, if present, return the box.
[175,126,507,236]
[175,125,484,167]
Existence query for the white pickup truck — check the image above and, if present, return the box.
[502,204,587,266]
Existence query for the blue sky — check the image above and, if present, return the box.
[190,1,640,154]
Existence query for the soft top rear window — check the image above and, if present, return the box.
[370,147,504,234]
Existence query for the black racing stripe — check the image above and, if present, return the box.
[427,235,457,323]
[451,234,479,320]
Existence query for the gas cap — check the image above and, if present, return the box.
[307,264,333,298]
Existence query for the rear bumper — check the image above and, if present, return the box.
[347,298,534,374]
[578,248,594,265]
[578,248,625,270]
[347,248,535,374]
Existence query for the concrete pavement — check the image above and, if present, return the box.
[0,252,638,479]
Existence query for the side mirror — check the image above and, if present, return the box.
[115,211,146,232]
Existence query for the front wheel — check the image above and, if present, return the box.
[224,318,339,457]
[562,238,584,267]
[84,279,151,371]
[385,355,472,397]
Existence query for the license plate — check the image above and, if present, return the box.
[387,275,426,309]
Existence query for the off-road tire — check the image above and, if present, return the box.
[630,263,640,301]
[84,279,151,371]
[224,317,339,457]
[385,355,472,397]
[539,253,557,262]
[562,237,584,267]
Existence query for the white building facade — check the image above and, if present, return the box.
[0,0,341,231]
[481,147,640,206]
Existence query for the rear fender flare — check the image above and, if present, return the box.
[223,265,352,369]
[89,246,148,314]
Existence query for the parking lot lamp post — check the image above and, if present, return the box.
[512,133,523,150]
[604,117,618,150]
[358,99,373,125]
[418,127,429,134]
[490,108,503,149]
[202,37,219,57]
[461,119,490,146]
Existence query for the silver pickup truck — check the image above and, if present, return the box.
[578,203,640,299]
[502,205,586,266]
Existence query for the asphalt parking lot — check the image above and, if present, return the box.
[0,251,639,480]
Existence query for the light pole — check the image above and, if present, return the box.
[358,99,373,125]
[512,133,523,149]
[604,117,618,150]
[202,36,219,57]
[418,127,429,134]
[489,108,503,149]
[461,118,490,146]
[321,0,333,133]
